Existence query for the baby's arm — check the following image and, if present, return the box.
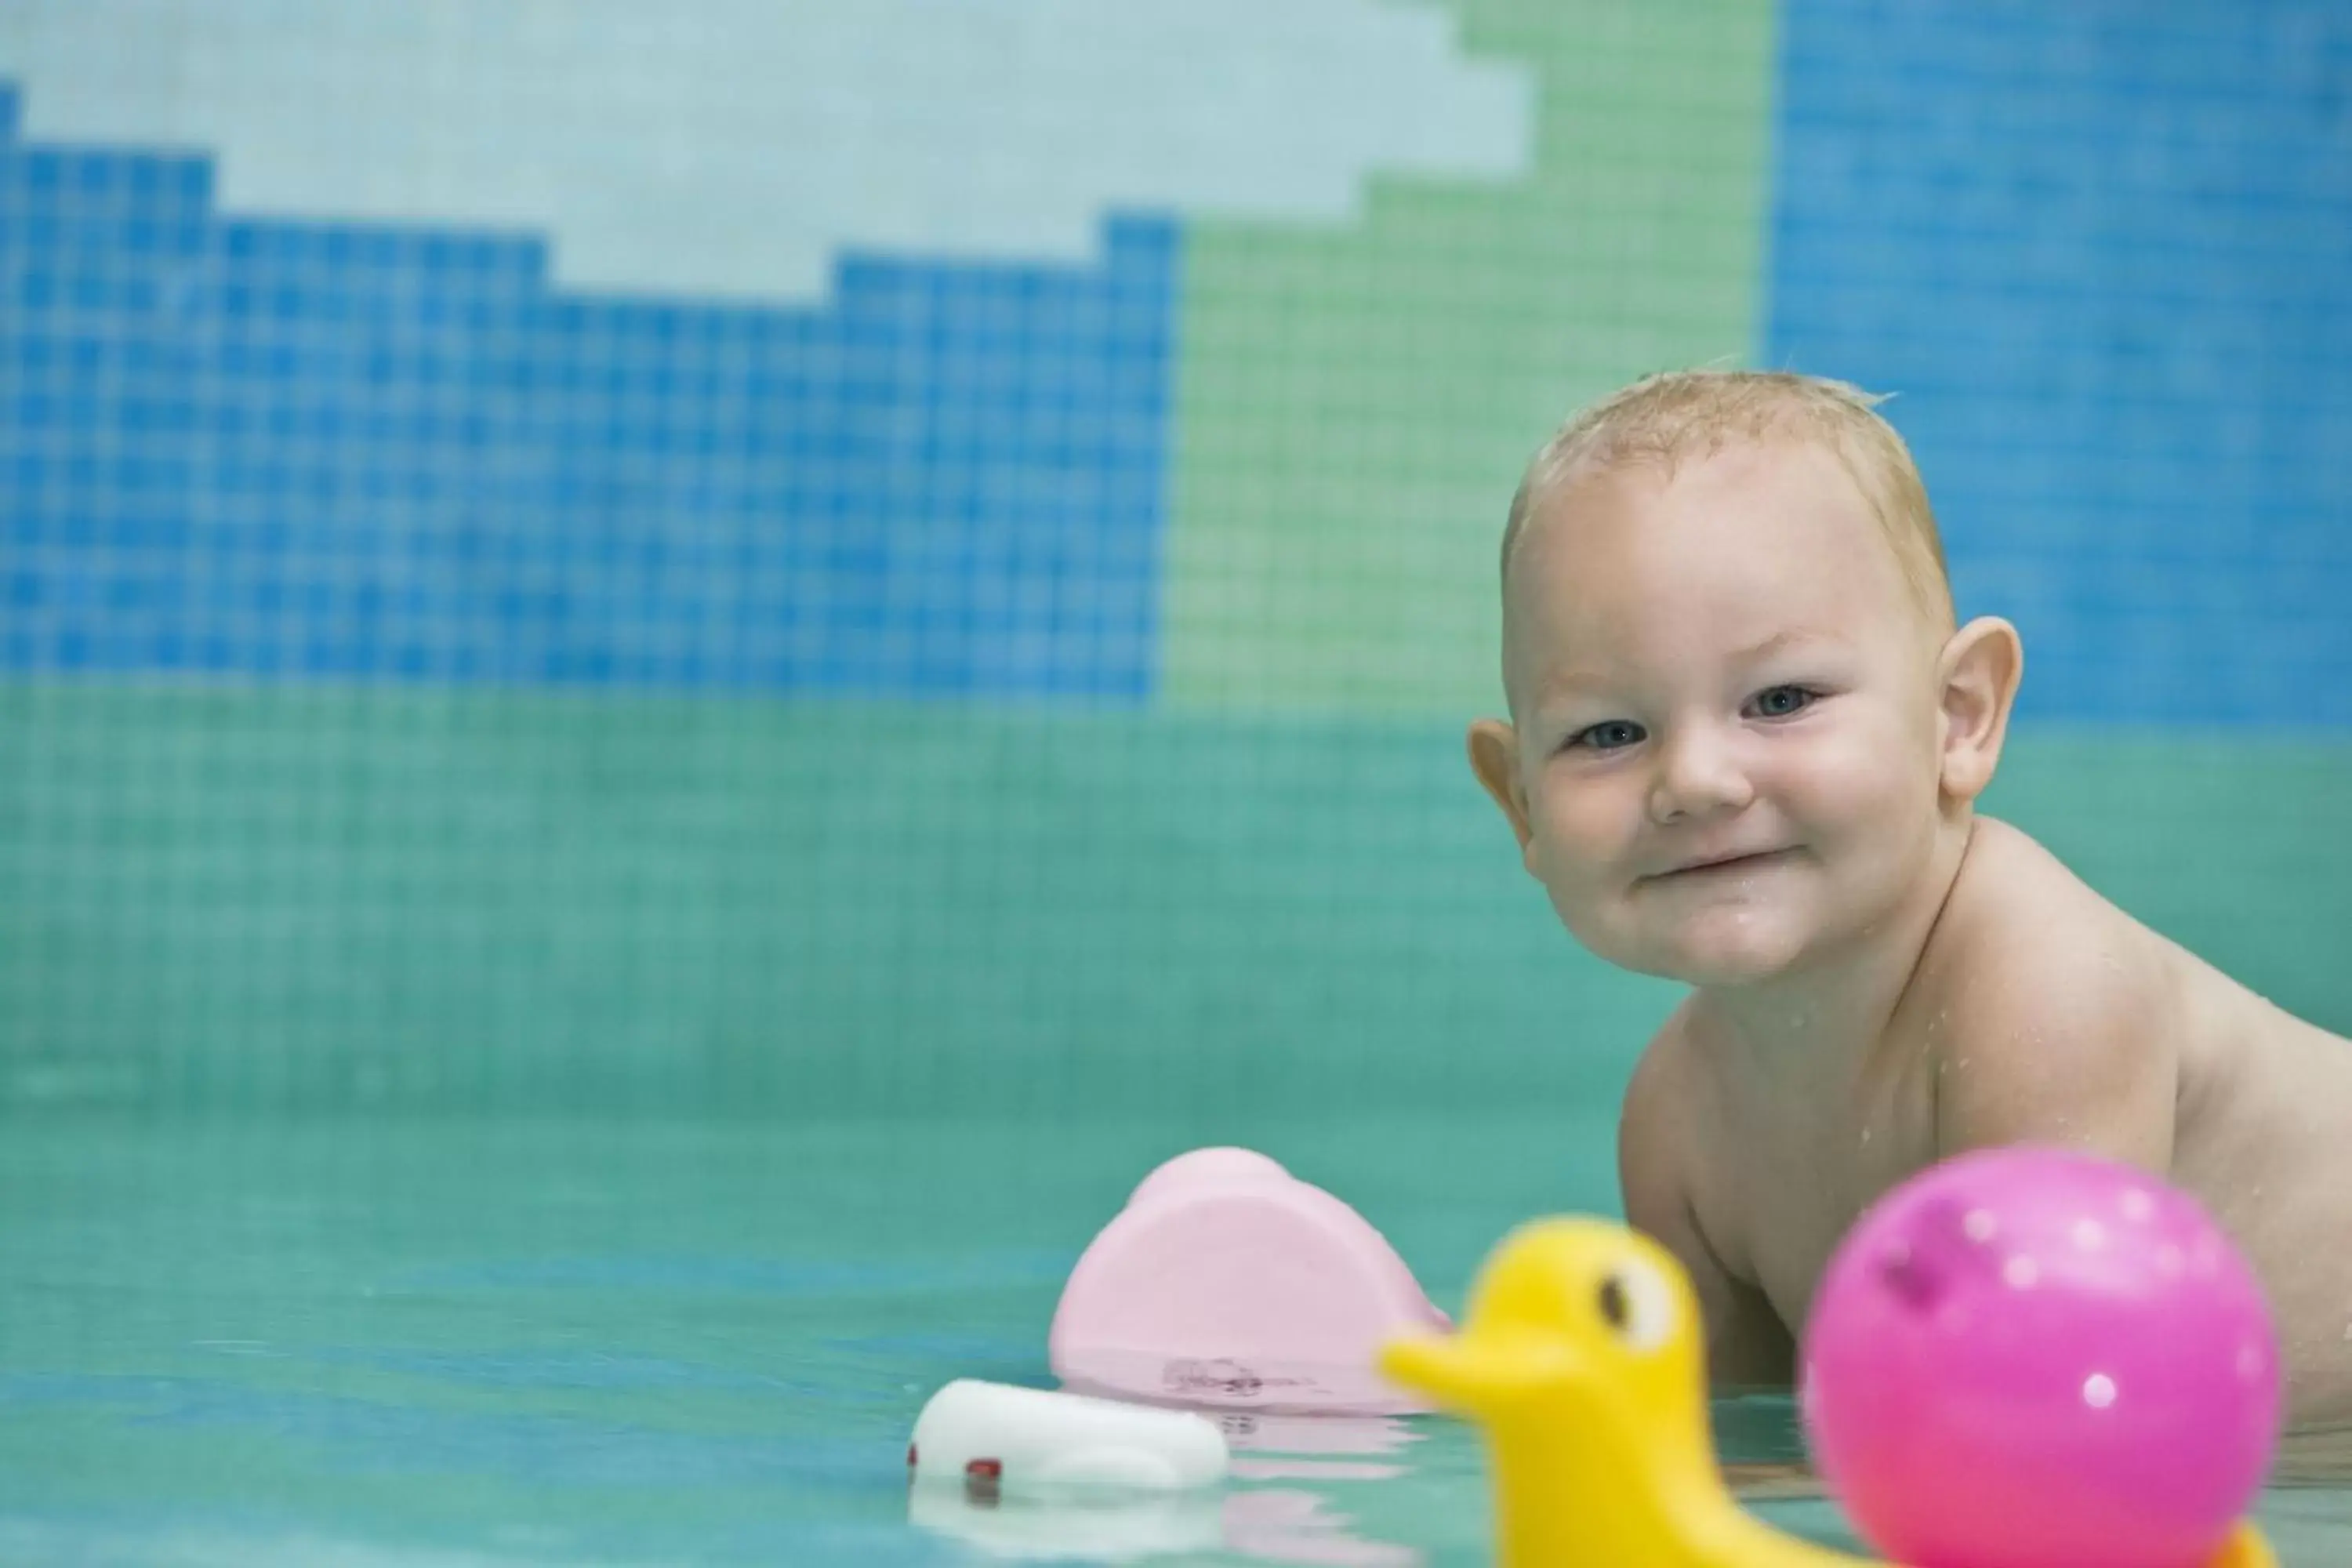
[1619,1036,1795,1386]
[1931,932,2178,1171]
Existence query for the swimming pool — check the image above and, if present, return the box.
[6,1114,2350,1564]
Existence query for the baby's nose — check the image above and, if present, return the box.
[1646,726,1754,822]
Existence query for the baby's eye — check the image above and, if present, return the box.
[1567,720,1646,752]
[1749,685,1817,719]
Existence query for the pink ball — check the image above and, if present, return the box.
[1800,1148,2279,1568]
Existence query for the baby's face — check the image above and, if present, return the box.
[1501,440,1950,986]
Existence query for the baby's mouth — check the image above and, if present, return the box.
[1650,848,1797,880]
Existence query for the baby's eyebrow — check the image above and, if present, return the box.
[1534,667,1606,696]
[1732,629,1840,662]
[1523,629,1847,708]
[1523,666,1617,712]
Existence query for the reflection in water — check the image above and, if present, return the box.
[1224,1489,1423,1566]
[2277,1422,2352,1487]
[1217,1410,1417,1483]
[908,1484,1225,1560]
[909,1483,1422,1566]
[909,1410,1425,1564]
[1711,1389,1824,1500]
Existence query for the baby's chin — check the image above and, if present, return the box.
[1595,910,1820,989]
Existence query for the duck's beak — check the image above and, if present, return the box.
[1380,1331,1571,1414]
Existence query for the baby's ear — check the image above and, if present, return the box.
[1936,616,2024,803]
[1468,719,1537,860]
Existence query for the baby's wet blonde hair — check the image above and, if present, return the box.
[1501,369,1956,638]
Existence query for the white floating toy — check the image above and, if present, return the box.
[908,1379,1229,1498]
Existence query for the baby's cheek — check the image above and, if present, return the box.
[1800,761,1937,896]
[1542,841,1639,950]
[1537,789,1630,858]
[1541,877,1627,962]
[1795,732,1923,826]
[1526,826,1602,909]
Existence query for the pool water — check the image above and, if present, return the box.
[5,1116,2350,1564]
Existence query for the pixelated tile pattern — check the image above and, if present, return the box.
[1770,0,2352,725]
[5,684,2346,1114]
[1163,0,1777,716]
[5,2,2351,1120]
[0,0,1530,303]
[0,685,1678,1114]
[0,88,1175,696]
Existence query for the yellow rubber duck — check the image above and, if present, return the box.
[1379,1217,2275,1568]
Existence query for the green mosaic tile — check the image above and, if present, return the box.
[3,684,2345,1117]
[1163,0,1778,714]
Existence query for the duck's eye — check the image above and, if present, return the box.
[1595,1258,1677,1352]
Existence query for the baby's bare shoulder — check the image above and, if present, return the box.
[1929,818,2169,1022]
[1915,818,2180,1163]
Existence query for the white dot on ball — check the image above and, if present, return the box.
[2156,1243,2186,1276]
[2003,1255,2039,1290]
[1964,1208,1999,1243]
[2083,1373,2118,1410]
[2072,1218,2107,1251]
[2120,1189,2155,1222]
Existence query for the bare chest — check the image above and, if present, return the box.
[1692,1051,1941,1336]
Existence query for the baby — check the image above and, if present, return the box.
[1466,368,2352,1426]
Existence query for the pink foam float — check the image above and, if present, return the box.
[1049,1147,1450,1415]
